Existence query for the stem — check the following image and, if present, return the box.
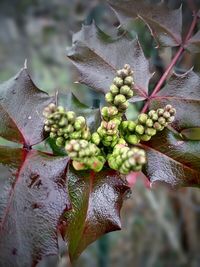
[141,12,198,113]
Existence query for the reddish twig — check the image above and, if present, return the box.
[141,12,199,113]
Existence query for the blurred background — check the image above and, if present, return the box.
[0,0,200,266]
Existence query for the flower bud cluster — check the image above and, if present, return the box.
[107,144,146,174]
[94,118,121,147]
[121,105,176,145]
[43,103,90,147]
[105,64,134,112]
[65,139,105,172]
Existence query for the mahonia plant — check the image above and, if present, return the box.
[43,64,176,175]
[0,1,200,266]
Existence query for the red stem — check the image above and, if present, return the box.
[141,12,198,113]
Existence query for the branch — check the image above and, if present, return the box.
[141,12,199,113]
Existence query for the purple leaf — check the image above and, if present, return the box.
[63,166,130,261]
[67,23,151,97]
[0,67,54,146]
[108,0,182,47]
[0,147,70,267]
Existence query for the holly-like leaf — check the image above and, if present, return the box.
[0,67,54,146]
[186,30,200,53]
[63,166,130,261]
[108,0,182,47]
[149,70,200,130]
[141,129,200,187]
[67,23,151,97]
[0,146,70,267]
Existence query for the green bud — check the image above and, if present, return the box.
[128,121,136,132]
[114,94,126,105]
[153,122,163,131]
[140,134,151,141]
[126,89,134,98]
[56,137,65,147]
[91,132,101,145]
[148,110,156,117]
[74,116,86,130]
[169,108,176,115]
[146,118,153,127]
[138,113,148,124]
[145,127,156,136]
[126,134,140,144]
[120,85,131,95]
[124,76,133,86]
[163,111,171,119]
[63,124,74,133]
[50,132,56,139]
[66,111,76,123]
[57,106,65,113]
[121,121,129,131]
[72,161,87,171]
[151,113,159,121]
[113,77,124,87]
[135,125,145,135]
[82,130,91,140]
[58,117,68,127]
[158,117,166,125]
[110,84,119,95]
[165,104,172,111]
[119,101,129,111]
[105,92,114,103]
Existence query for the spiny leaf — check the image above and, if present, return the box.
[0,67,54,146]
[108,0,182,47]
[180,128,200,141]
[141,129,200,188]
[63,166,130,261]
[0,146,70,267]
[149,70,200,130]
[67,23,151,97]
[186,30,200,53]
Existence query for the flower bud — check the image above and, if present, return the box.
[140,134,151,141]
[124,76,133,86]
[66,111,76,123]
[145,128,156,136]
[56,137,65,147]
[91,132,101,145]
[128,121,136,131]
[146,118,153,127]
[110,84,119,95]
[135,125,145,135]
[105,92,114,103]
[114,94,126,105]
[113,77,124,87]
[120,85,131,95]
[138,113,148,124]
[126,134,140,144]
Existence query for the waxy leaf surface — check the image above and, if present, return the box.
[67,23,151,97]
[0,147,70,267]
[141,129,200,187]
[64,167,130,261]
[108,0,182,47]
[0,67,54,145]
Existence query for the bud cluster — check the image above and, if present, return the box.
[105,64,134,112]
[65,139,105,172]
[43,65,176,175]
[94,118,121,147]
[107,144,146,174]
[43,103,90,147]
[121,104,176,145]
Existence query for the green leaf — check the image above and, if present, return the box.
[63,166,130,261]
[180,128,200,141]
[108,0,182,47]
[149,70,200,130]
[67,23,151,97]
[0,146,70,267]
[141,129,200,188]
[0,67,54,146]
